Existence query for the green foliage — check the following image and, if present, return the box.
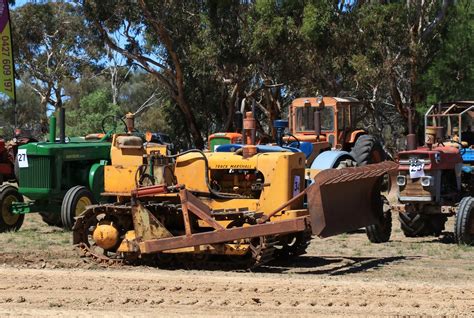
[7,0,467,152]
[0,85,42,139]
[66,89,119,137]
[11,1,102,125]
[300,1,331,43]
[422,0,474,104]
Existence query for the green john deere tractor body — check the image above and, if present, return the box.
[1,140,111,232]
[16,141,110,200]
[0,111,112,233]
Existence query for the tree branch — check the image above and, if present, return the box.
[421,0,454,41]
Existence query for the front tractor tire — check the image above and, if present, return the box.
[398,212,447,238]
[350,135,386,166]
[366,196,392,243]
[61,186,95,230]
[0,185,24,232]
[455,197,474,245]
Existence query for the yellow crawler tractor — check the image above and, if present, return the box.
[73,114,396,268]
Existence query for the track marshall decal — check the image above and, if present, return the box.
[0,0,14,100]
[214,164,253,169]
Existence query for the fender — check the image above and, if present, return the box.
[310,150,355,170]
[306,151,356,185]
[346,130,366,144]
[89,160,107,202]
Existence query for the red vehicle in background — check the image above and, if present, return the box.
[394,101,474,245]
[0,129,36,183]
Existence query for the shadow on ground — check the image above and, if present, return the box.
[262,255,415,276]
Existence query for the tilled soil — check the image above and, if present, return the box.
[0,213,473,317]
[0,267,472,317]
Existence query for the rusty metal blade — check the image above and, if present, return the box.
[308,161,398,238]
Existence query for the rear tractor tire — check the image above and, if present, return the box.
[350,135,386,166]
[61,186,95,230]
[455,197,474,245]
[351,134,391,193]
[0,185,24,232]
[366,196,392,243]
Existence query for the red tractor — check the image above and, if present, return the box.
[394,101,474,244]
[0,129,36,183]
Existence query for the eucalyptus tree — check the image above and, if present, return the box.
[12,1,100,123]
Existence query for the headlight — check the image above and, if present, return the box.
[421,176,432,187]
[396,175,406,186]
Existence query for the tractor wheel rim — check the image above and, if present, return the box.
[75,197,92,217]
[2,194,19,226]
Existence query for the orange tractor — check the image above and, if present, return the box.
[211,96,386,168]
[284,96,385,168]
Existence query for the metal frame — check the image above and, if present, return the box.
[140,217,308,254]
[424,101,474,143]
[138,189,308,254]
[133,161,397,255]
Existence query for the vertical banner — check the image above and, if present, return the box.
[0,0,14,100]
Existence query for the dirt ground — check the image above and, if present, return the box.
[0,213,473,317]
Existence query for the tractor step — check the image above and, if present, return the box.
[11,201,33,214]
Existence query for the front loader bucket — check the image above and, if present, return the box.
[308,161,398,238]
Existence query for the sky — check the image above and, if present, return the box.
[12,0,28,9]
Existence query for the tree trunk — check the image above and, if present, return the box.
[223,82,241,132]
[174,94,204,149]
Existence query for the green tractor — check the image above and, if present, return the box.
[0,109,113,232]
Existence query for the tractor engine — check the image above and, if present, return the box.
[174,151,306,215]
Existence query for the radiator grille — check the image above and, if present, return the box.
[19,156,53,189]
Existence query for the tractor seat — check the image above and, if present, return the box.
[444,141,465,149]
[85,133,105,140]
[116,135,143,149]
[438,145,463,154]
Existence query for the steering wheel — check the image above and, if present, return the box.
[101,115,127,134]
[449,139,467,156]
[284,133,301,149]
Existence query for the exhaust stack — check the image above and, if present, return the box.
[406,107,417,151]
[49,115,56,143]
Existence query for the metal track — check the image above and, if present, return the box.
[273,231,312,260]
[73,202,277,269]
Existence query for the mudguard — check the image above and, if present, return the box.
[310,150,354,170]
[88,160,107,202]
[307,161,397,238]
